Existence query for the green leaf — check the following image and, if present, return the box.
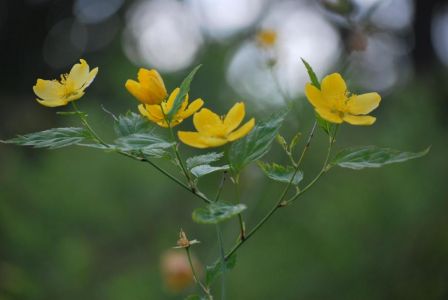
[301,58,320,89]
[186,152,224,169]
[192,203,247,224]
[205,254,237,286]
[114,112,153,137]
[114,133,173,158]
[166,65,201,121]
[258,162,303,185]
[330,146,430,170]
[1,127,90,149]
[190,165,229,178]
[229,110,287,173]
[289,132,302,153]
[276,134,288,151]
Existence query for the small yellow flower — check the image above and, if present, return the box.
[256,29,277,48]
[125,68,168,105]
[33,59,98,107]
[138,88,204,128]
[305,73,381,125]
[178,102,255,149]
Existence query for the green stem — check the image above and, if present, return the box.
[215,224,226,300]
[286,125,339,204]
[71,102,108,147]
[161,104,195,189]
[186,247,212,299]
[224,121,319,260]
[215,172,227,202]
[213,172,227,298]
[119,151,212,204]
[70,102,212,205]
[234,182,246,240]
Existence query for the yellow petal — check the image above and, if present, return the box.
[347,92,381,115]
[180,99,204,119]
[138,69,166,93]
[315,108,343,124]
[33,79,67,106]
[139,104,159,122]
[65,91,85,102]
[146,104,165,121]
[193,108,224,136]
[321,73,347,99]
[343,114,376,125]
[157,120,170,128]
[224,102,245,134]
[137,68,167,104]
[166,87,179,109]
[83,67,98,89]
[227,118,255,141]
[125,80,148,103]
[36,98,68,107]
[305,83,329,110]
[67,59,90,90]
[178,131,227,149]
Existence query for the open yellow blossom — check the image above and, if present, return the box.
[138,88,203,128]
[178,102,255,149]
[33,59,98,107]
[305,73,381,125]
[256,29,277,48]
[125,68,168,105]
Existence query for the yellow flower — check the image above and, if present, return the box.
[256,29,277,48]
[33,59,98,107]
[178,102,255,149]
[305,73,381,125]
[138,87,203,128]
[125,68,168,105]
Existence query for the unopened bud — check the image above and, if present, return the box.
[174,229,200,249]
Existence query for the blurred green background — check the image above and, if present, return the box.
[1,0,448,299]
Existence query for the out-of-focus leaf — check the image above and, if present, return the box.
[192,203,246,224]
[205,254,237,286]
[330,146,430,170]
[167,65,201,121]
[229,110,287,173]
[186,152,224,169]
[276,134,288,150]
[258,162,303,185]
[289,132,301,152]
[190,165,229,178]
[114,112,153,137]
[1,127,90,149]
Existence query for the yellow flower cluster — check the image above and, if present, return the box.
[125,68,255,148]
[32,59,381,149]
